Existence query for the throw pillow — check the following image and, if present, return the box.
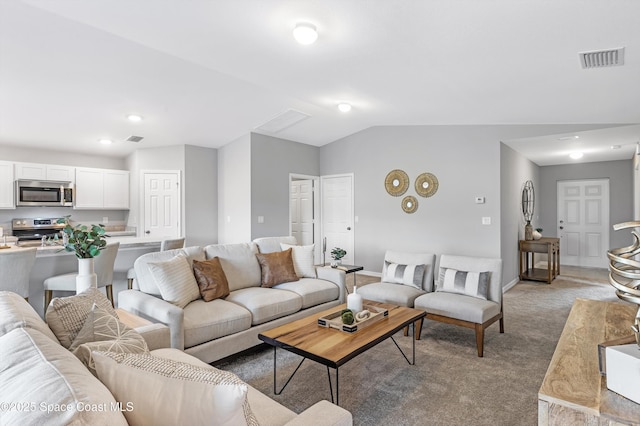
[280,243,316,278]
[147,254,201,308]
[383,261,427,290]
[45,288,118,349]
[437,268,490,300]
[69,304,148,375]
[93,351,259,426]
[255,248,299,288]
[192,257,230,302]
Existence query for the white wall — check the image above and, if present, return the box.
[217,134,251,243]
[184,145,217,246]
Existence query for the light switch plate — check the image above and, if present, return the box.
[475,197,485,204]
[257,216,264,224]
[482,217,491,225]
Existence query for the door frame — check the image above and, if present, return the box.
[289,173,321,263]
[320,173,355,265]
[140,170,182,239]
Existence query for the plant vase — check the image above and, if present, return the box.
[524,221,533,241]
[76,257,97,294]
[330,259,342,268]
[533,230,542,240]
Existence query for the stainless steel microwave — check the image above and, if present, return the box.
[15,180,73,207]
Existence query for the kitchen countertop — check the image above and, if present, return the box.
[2,236,163,257]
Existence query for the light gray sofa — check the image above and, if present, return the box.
[0,291,352,426]
[118,237,346,364]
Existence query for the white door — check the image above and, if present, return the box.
[321,174,354,265]
[557,179,609,268]
[143,172,181,239]
[290,179,314,245]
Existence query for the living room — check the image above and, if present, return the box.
[1,1,640,425]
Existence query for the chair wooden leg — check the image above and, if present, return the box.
[499,316,505,333]
[415,318,424,341]
[106,285,114,307]
[44,290,53,313]
[403,326,409,336]
[475,324,485,357]
[127,278,133,290]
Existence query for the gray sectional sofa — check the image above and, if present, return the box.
[118,236,346,364]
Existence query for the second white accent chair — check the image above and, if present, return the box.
[0,247,37,300]
[127,238,185,290]
[43,242,120,312]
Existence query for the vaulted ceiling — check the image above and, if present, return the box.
[1,1,639,163]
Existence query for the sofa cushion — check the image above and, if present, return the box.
[148,253,201,308]
[0,327,127,425]
[192,256,230,302]
[204,243,262,291]
[256,248,299,288]
[135,246,205,296]
[45,288,118,348]
[280,243,317,278]
[93,351,259,426]
[437,268,490,300]
[0,290,58,342]
[274,278,339,309]
[414,292,501,323]
[226,287,303,325]
[356,282,425,308]
[383,261,427,289]
[183,299,252,348]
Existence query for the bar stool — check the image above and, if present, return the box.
[43,242,120,312]
[127,238,185,289]
[0,247,37,300]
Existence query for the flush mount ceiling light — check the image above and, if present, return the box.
[127,114,143,122]
[558,135,580,141]
[569,152,584,159]
[293,22,318,45]
[99,139,113,145]
[338,102,352,113]
[611,145,622,150]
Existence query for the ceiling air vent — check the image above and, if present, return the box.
[579,47,624,69]
[126,135,144,143]
[255,109,310,133]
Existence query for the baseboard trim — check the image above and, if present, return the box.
[503,278,519,293]
[361,270,381,277]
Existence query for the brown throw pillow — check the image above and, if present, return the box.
[192,257,230,302]
[255,248,299,288]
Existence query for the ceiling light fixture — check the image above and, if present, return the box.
[293,22,318,45]
[127,114,143,122]
[569,152,584,159]
[611,145,622,150]
[558,135,580,141]
[338,102,352,113]
[99,139,113,145]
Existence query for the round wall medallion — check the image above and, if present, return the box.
[385,169,409,196]
[401,195,418,213]
[415,173,439,197]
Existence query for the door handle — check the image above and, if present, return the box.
[559,226,564,230]
[145,230,150,234]
[347,227,351,231]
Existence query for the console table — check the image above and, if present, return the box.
[519,237,560,283]
[538,298,640,425]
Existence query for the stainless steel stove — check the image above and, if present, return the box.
[12,217,66,247]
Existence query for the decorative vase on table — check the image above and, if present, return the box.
[533,230,542,240]
[524,221,533,241]
[76,257,98,293]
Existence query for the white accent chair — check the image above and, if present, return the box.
[413,254,503,357]
[127,238,185,289]
[0,247,37,300]
[43,242,120,312]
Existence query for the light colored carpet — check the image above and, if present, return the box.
[218,266,632,426]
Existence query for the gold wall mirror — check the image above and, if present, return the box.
[385,169,409,196]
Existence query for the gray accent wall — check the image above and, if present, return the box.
[539,159,634,250]
[250,133,320,240]
[184,145,217,246]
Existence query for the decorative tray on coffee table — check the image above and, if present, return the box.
[317,304,388,333]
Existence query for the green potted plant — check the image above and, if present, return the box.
[330,247,347,268]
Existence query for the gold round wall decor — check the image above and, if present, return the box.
[415,172,439,198]
[401,195,418,214]
[385,169,409,196]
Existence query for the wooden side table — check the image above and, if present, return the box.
[519,237,560,284]
[116,308,153,328]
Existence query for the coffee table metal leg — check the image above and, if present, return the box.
[325,366,339,405]
[273,346,306,396]
[390,321,417,365]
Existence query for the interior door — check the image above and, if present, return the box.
[321,174,354,265]
[557,179,609,268]
[143,172,181,239]
[290,179,314,245]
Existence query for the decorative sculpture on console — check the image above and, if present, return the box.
[607,221,640,347]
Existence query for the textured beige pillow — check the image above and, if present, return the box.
[93,351,259,426]
[192,257,230,302]
[255,248,299,288]
[147,254,201,308]
[280,243,316,278]
[45,288,118,348]
[70,305,148,375]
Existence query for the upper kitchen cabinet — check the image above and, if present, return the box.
[0,161,15,209]
[75,167,129,210]
[14,162,75,182]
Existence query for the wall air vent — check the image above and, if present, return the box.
[579,47,625,69]
[126,135,144,143]
[254,109,311,133]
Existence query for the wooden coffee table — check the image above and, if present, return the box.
[258,300,425,405]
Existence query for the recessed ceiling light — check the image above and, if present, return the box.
[611,145,622,150]
[338,103,352,113]
[569,152,584,159]
[127,114,143,122]
[293,22,318,45]
[99,139,113,145]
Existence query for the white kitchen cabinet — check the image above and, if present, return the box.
[14,162,75,182]
[0,161,15,209]
[74,167,129,210]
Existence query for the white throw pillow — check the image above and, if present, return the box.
[280,243,316,278]
[147,254,200,308]
[93,351,259,426]
[437,268,490,300]
[383,261,427,290]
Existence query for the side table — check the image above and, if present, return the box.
[116,308,153,328]
[519,237,560,284]
[323,264,363,293]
